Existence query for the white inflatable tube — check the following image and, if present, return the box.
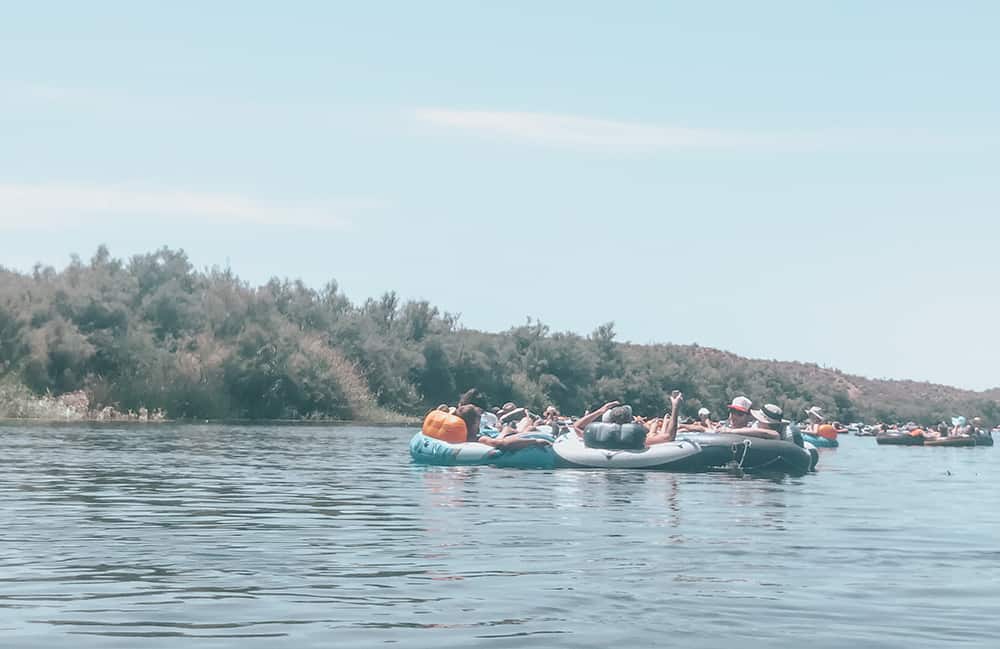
[552,432,702,469]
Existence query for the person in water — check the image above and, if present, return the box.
[677,405,718,433]
[716,396,754,431]
[541,405,566,425]
[538,405,571,433]
[454,390,551,450]
[572,400,625,435]
[804,406,825,433]
[747,404,785,440]
[950,416,972,437]
[715,396,783,439]
[644,391,685,446]
[572,393,684,447]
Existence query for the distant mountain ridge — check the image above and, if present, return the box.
[630,342,1000,424]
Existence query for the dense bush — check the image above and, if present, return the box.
[0,246,997,424]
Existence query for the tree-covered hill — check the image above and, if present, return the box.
[1,246,997,424]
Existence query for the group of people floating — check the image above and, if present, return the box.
[436,390,806,450]
[872,416,994,440]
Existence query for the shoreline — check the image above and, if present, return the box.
[0,417,421,427]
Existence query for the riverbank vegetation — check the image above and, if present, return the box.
[1,246,997,424]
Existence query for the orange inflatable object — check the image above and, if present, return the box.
[817,424,838,440]
[422,410,468,443]
[910,428,925,437]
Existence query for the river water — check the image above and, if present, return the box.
[0,423,996,648]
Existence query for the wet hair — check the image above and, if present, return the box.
[456,404,482,442]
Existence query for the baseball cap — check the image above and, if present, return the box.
[728,396,752,413]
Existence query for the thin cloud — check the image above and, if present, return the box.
[0,183,379,230]
[0,82,376,126]
[412,108,783,153]
[411,108,987,154]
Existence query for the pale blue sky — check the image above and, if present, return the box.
[2,2,998,389]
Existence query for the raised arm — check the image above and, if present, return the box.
[573,401,621,435]
[646,391,683,446]
[478,434,552,450]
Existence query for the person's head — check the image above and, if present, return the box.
[456,404,482,441]
[728,396,752,426]
[543,405,560,419]
[751,404,785,430]
[697,407,711,420]
[498,401,529,425]
[458,388,485,408]
[604,404,634,425]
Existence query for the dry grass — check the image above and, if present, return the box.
[0,380,90,419]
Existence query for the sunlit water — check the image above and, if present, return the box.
[0,423,997,648]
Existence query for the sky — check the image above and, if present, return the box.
[1,1,998,390]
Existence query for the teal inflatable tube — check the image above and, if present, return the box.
[409,432,499,466]
[491,437,557,469]
[801,432,839,448]
[409,431,557,468]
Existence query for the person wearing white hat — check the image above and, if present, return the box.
[715,396,783,439]
[697,407,713,428]
[805,406,825,422]
[677,404,718,433]
[800,405,828,436]
[748,404,785,440]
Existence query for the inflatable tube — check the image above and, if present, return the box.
[801,432,839,448]
[679,433,814,475]
[552,432,702,470]
[816,424,839,440]
[583,422,648,450]
[876,433,924,446]
[972,431,994,447]
[804,441,820,471]
[925,436,976,447]
[410,432,499,465]
[490,432,557,469]
[409,431,558,468]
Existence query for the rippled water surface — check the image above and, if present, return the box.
[1,423,997,648]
